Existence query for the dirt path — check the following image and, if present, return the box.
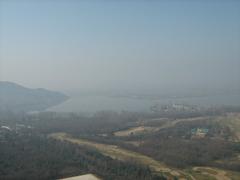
[114,117,209,138]
[193,167,230,180]
[51,133,234,180]
[50,133,191,179]
[157,116,208,130]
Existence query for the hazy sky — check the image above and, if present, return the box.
[0,1,240,92]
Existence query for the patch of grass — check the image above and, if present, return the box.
[218,113,240,141]
[114,126,159,137]
[187,170,216,180]
[196,168,218,175]
[226,170,240,180]
[50,133,190,179]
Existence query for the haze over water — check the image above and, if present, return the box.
[48,92,240,113]
[1,1,240,113]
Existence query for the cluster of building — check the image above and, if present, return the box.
[150,103,200,113]
[191,128,209,138]
[0,124,33,142]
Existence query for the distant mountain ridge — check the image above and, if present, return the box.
[0,81,69,112]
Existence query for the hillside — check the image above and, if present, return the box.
[0,81,68,112]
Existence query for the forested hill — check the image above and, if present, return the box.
[0,81,68,112]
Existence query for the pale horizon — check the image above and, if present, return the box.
[1,1,240,93]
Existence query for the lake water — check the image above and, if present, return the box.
[47,93,240,113]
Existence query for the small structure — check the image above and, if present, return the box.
[59,174,100,180]
[1,126,12,131]
[191,128,209,138]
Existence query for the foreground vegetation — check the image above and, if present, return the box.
[0,131,164,180]
[1,105,240,179]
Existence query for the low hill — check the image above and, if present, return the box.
[0,81,69,112]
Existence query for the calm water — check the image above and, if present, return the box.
[48,93,240,113]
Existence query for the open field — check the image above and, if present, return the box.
[114,126,159,137]
[148,116,209,130]
[113,117,209,137]
[50,133,189,179]
[218,113,240,142]
[190,167,240,180]
[192,167,230,180]
[51,132,239,180]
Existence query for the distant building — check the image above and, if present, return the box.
[150,103,199,113]
[1,126,12,131]
[191,128,209,138]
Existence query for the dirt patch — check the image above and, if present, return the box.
[50,133,188,179]
[114,126,159,137]
[193,167,230,180]
[218,113,240,142]
[123,141,143,147]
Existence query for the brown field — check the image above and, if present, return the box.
[218,113,240,142]
[50,133,188,179]
[50,133,238,180]
[191,167,240,180]
[123,140,143,147]
[114,126,159,137]
[114,117,208,137]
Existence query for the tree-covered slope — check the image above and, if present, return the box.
[0,81,68,112]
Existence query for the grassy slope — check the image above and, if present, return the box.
[50,113,240,180]
[50,133,189,179]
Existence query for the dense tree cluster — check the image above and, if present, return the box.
[0,131,165,180]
